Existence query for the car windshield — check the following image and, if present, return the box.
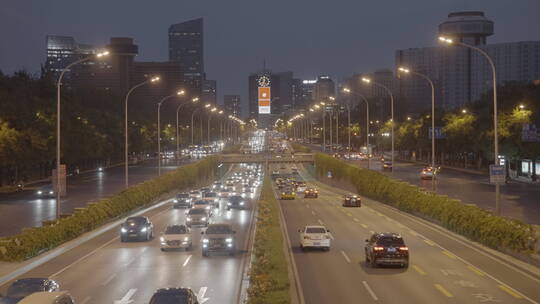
[190,191,199,195]
[188,209,206,215]
[206,225,232,234]
[194,200,208,205]
[165,226,187,234]
[204,192,217,198]
[149,293,188,304]
[377,236,405,246]
[126,217,145,225]
[7,280,45,298]
[306,227,326,234]
[177,193,189,198]
[229,196,243,203]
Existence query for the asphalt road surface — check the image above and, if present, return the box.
[0,163,259,304]
[273,162,540,304]
[303,143,540,225]
[0,158,194,237]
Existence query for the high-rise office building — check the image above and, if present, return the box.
[224,95,241,116]
[168,18,204,93]
[202,80,217,104]
[396,11,540,112]
[248,70,297,119]
[314,75,336,101]
[45,35,95,75]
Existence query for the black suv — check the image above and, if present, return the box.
[365,232,409,268]
[227,195,247,210]
[173,193,192,209]
[120,216,154,242]
[201,224,236,256]
[149,288,199,304]
[3,278,59,302]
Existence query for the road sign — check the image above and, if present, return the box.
[489,165,505,184]
[327,171,332,179]
[428,127,445,139]
[522,124,540,142]
[52,164,66,196]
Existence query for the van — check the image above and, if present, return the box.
[18,291,75,304]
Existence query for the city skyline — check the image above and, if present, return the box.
[2,1,540,117]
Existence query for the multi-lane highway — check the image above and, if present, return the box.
[0,163,260,303]
[0,158,193,237]
[274,162,540,304]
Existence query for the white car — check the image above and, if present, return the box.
[18,291,75,304]
[189,190,202,200]
[160,225,192,251]
[298,225,331,251]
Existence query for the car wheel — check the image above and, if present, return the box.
[227,207,231,211]
[120,236,126,242]
[160,248,165,252]
[202,251,208,257]
[370,257,377,268]
[324,247,330,251]
[403,261,409,269]
[300,244,306,251]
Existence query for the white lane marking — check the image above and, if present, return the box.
[318,219,324,225]
[101,273,116,286]
[369,230,375,235]
[340,250,351,263]
[328,233,334,240]
[183,255,192,267]
[80,296,91,304]
[114,288,137,304]
[362,281,379,301]
[306,204,311,208]
[197,286,210,303]
[311,210,316,216]
[50,236,118,278]
[353,218,359,222]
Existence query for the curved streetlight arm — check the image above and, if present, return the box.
[346,90,370,150]
[57,56,94,87]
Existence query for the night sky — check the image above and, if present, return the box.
[1,0,539,116]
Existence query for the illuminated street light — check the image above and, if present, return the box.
[519,104,525,109]
[462,109,468,114]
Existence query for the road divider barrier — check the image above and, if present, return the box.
[290,143,311,153]
[0,156,219,262]
[313,153,538,257]
[247,176,290,303]
[222,144,242,154]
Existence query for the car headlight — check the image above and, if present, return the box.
[201,217,207,221]
[184,237,189,241]
[227,202,232,205]
[226,238,233,243]
[186,217,191,221]
[141,227,147,232]
[203,238,209,243]
[205,206,210,210]
[240,202,245,205]
[49,191,54,194]
[37,191,43,195]
[173,199,178,203]
[121,227,127,233]
[160,237,165,242]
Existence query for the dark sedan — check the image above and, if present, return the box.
[365,232,409,268]
[149,288,199,304]
[120,216,154,242]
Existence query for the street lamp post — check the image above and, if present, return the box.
[125,76,160,189]
[157,90,185,176]
[362,77,394,173]
[176,97,198,157]
[55,51,109,219]
[208,107,217,144]
[398,67,436,184]
[440,36,501,215]
[343,88,370,167]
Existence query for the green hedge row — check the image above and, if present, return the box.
[314,153,537,253]
[247,176,290,304]
[0,156,219,262]
[290,143,311,153]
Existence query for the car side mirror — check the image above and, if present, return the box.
[233,231,237,234]
[201,232,204,235]
[365,239,369,242]
[297,229,302,233]
[327,230,330,233]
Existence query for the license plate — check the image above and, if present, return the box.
[314,242,320,246]
[388,248,396,252]
[129,234,137,237]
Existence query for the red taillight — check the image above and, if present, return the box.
[399,246,409,251]
[373,246,384,251]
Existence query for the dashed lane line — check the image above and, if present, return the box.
[353,218,360,222]
[318,219,324,226]
[361,224,368,229]
[362,281,379,301]
[182,255,192,267]
[412,265,427,275]
[341,250,351,263]
[499,284,524,299]
[467,265,485,277]
[434,284,454,298]
[101,273,116,286]
[80,296,91,304]
[442,250,457,260]
[423,239,435,246]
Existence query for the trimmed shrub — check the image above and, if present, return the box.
[314,153,536,253]
[0,156,219,261]
[247,176,290,304]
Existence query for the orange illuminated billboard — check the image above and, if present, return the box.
[258,87,271,114]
